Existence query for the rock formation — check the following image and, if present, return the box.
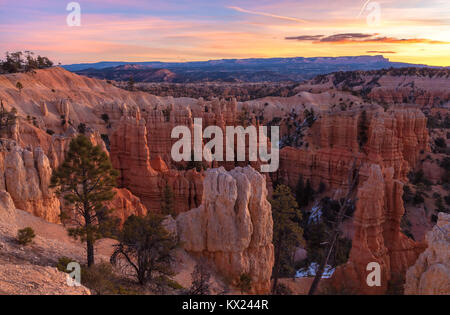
[0,264,91,295]
[0,140,61,223]
[110,116,204,213]
[405,212,450,295]
[331,165,425,294]
[177,166,274,294]
[275,108,429,191]
[0,190,16,226]
[40,101,48,117]
[106,188,148,225]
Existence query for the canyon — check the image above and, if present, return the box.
[0,66,448,294]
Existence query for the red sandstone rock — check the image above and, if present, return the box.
[105,188,148,225]
[331,165,425,294]
[110,116,204,213]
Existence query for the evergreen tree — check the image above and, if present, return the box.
[296,176,314,207]
[111,213,178,285]
[358,110,369,150]
[0,100,17,137]
[161,183,175,216]
[270,184,304,293]
[50,135,119,266]
[188,263,211,295]
[16,81,23,92]
[237,273,252,294]
[295,175,305,207]
[127,76,135,91]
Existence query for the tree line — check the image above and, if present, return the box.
[0,51,54,74]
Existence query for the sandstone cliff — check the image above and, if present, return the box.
[275,108,429,191]
[106,188,148,225]
[331,165,425,294]
[177,166,274,294]
[0,140,60,223]
[405,212,450,295]
[110,115,204,213]
[0,190,16,227]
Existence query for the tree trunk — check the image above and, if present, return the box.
[87,238,95,267]
[308,234,338,295]
[271,239,282,294]
[308,161,360,295]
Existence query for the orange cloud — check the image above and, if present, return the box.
[286,33,450,44]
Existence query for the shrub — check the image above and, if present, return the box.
[77,123,87,134]
[46,129,55,135]
[435,137,446,149]
[81,263,116,295]
[16,81,23,92]
[413,191,425,205]
[236,273,252,294]
[17,227,35,245]
[431,214,438,223]
[273,283,292,295]
[403,185,413,203]
[167,279,184,290]
[101,113,110,123]
[444,194,450,206]
[56,256,73,273]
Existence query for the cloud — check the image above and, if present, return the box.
[366,51,396,54]
[227,6,307,23]
[319,33,374,42]
[285,35,324,41]
[285,33,450,44]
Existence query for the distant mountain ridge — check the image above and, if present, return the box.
[64,55,441,83]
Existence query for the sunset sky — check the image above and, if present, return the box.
[0,0,449,66]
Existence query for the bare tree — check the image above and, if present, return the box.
[308,160,360,295]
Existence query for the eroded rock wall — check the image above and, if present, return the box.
[0,140,61,223]
[405,212,450,295]
[331,165,425,294]
[176,167,274,294]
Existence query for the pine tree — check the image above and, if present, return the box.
[0,100,17,137]
[237,273,252,294]
[296,176,315,207]
[127,76,135,91]
[358,110,369,150]
[16,81,23,92]
[161,183,175,216]
[111,213,178,285]
[295,175,305,207]
[188,263,211,295]
[50,135,119,266]
[271,184,304,293]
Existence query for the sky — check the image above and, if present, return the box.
[0,0,449,66]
